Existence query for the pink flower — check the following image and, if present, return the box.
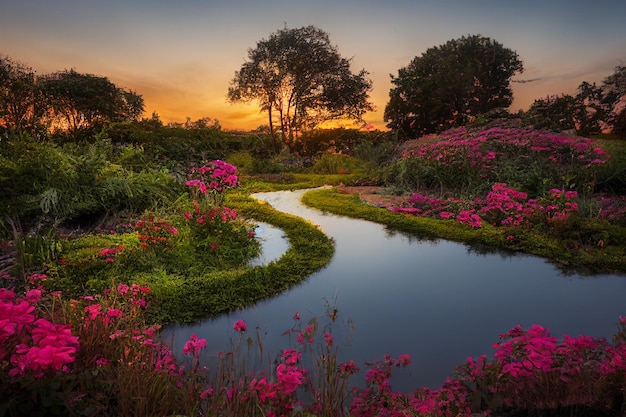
[28,274,48,283]
[117,283,129,295]
[200,387,214,400]
[106,308,123,319]
[282,349,301,365]
[233,319,247,332]
[183,334,207,355]
[324,332,333,347]
[398,353,412,367]
[0,288,15,300]
[96,357,111,366]
[25,289,42,303]
[84,303,102,320]
[276,363,305,394]
[339,360,360,376]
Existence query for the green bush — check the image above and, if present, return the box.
[307,153,365,175]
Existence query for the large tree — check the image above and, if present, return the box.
[38,69,144,137]
[227,25,373,152]
[0,55,42,133]
[384,35,523,138]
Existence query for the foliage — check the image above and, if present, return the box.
[145,191,334,324]
[385,34,523,138]
[37,69,144,138]
[0,55,42,134]
[522,66,626,137]
[103,120,275,168]
[44,163,259,302]
[0,133,179,235]
[388,126,608,197]
[524,93,580,132]
[601,65,626,135]
[307,153,365,175]
[227,25,374,152]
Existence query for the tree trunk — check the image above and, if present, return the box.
[267,103,279,154]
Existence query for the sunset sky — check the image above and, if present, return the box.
[2,0,625,131]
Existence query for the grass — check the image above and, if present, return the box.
[144,189,335,324]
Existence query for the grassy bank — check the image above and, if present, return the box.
[301,187,626,275]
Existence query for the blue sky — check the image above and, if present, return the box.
[1,0,625,129]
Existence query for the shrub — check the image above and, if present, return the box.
[391,126,609,196]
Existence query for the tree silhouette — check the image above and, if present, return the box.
[228,25,373,152]
[385,35,523,138]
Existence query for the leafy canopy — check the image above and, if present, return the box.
[227,25,373,152]
[0,55,41,133]
[384,34,523,138]
[524,66,626,137]
[38,69,144,137]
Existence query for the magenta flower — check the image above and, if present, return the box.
[117,283,129,295]
[183,333,207,355]
[233,319,247,332]
[398,353,412,367]
[25,289,42,303]
[84,303,102,321]
[276,363,305,394]
[338,360,360,376]
[282,349,302,365]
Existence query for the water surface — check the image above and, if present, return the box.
[164,189,626,391]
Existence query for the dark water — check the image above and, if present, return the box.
[163,189,626,391]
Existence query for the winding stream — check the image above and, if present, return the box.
[164,189,626,391]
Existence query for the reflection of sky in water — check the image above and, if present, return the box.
[247,222,289,267]
[163,189,626,391]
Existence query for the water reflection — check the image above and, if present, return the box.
[247,221,289,267]
[163,189,626,391]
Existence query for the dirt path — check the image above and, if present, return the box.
[335,185,407,208]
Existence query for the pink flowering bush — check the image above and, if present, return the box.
[391,182,582,231]
[396,127,608,196]
[185,160,239,205]
[598,194,626,226]
[0,279,78,379]
[182,200,257,264]
[0,278,198,416]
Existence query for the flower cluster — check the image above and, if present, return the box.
[598,195,626,226]
[135,215,178,250]
[185,160,238,205]
[72,283,184,380]
[1,275,79,378]
[184,201,243,251]
[403,127,608,170]
[391,182,581,229]
[98,244,125,263]
[398,127,609,194]
[349,353,415,416]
